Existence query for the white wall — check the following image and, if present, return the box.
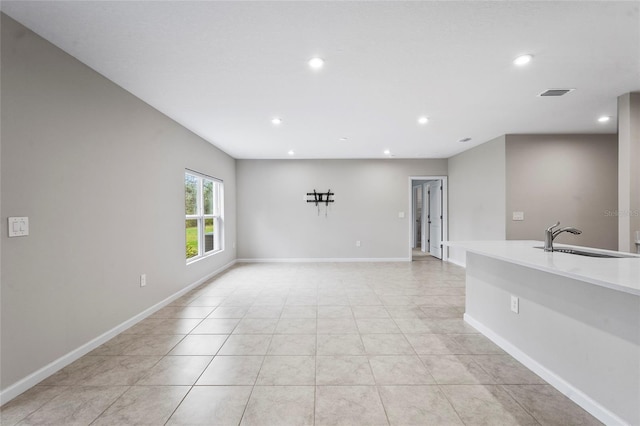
[1,14,237,394]
[236,159,447,260]
[447,136,506,266]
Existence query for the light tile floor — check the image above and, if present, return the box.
[2,261,602,425]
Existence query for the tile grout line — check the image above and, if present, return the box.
[498,384,544,426]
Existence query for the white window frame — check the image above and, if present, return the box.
[185,170,224,263]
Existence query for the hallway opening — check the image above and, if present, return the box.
[409,176,448,262]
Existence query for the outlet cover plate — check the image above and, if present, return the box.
[510,295,519,313]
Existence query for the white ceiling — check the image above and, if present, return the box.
[2,1,639,159]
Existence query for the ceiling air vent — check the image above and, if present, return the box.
[538,88,575,97]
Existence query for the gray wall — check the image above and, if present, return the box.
[617,92,640,253]
[1,14,237,390]
[236,159,447,260]
[447,136,506,265]
[505,134,618,250]
[448,134,619,265]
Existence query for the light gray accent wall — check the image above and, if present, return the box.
[447,136,506,266]
[617,92,640,253]
[236,159,447,260]
[505,134,618,250]
[1,14,236,390]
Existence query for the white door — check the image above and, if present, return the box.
[412,186,420,248]
[421,183,428,252]
[429,181,442,258]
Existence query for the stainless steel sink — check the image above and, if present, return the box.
[534,247,637,258]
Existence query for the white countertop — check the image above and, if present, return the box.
[445,240,640,296]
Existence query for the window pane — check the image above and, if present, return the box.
[186,219,199,259]
[185,174,198,215]
[203,179,214,215]
[204,218,214,253]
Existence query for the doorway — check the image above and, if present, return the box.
[409,176,447,261]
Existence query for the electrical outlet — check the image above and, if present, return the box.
[140,274,147,287]
[510,295,519,313]
[356,240,361,247]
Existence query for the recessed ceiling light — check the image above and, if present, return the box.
[597,116,611,123]
[417,116,429,125]
[287,150,295,156]
[271,117,282,125]
[340,137,348,141]
[308,57,324,70]
[514,54,533,66]
[383,149,391,155]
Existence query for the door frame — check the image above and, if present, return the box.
[408,176,448,262]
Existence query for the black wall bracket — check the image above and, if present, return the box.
[306,190,335,206]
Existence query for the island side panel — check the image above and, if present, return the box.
[464,252,640,426]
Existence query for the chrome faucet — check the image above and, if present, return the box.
[544,221,582,252]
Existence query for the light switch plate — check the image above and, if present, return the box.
[512,211,525,221]
[8,217,29,237]
[398,212,405,218]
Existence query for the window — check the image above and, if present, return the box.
[185,171,223,261]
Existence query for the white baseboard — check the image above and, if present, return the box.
[236,257,410,263]
[0,260,237,406]
[463,313,629,426]
[446,257,466,268]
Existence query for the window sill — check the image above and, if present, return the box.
[186,249,224,265]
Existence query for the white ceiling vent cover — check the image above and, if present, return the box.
[538,89,575,97]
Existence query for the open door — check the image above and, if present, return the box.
[421,183,428,252]
[412,186,420,249]
[428,180,443,259]
[409,176,448,262]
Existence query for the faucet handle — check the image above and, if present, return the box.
[546,221,561,232]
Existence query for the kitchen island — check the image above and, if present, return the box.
[447,241,640,426]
